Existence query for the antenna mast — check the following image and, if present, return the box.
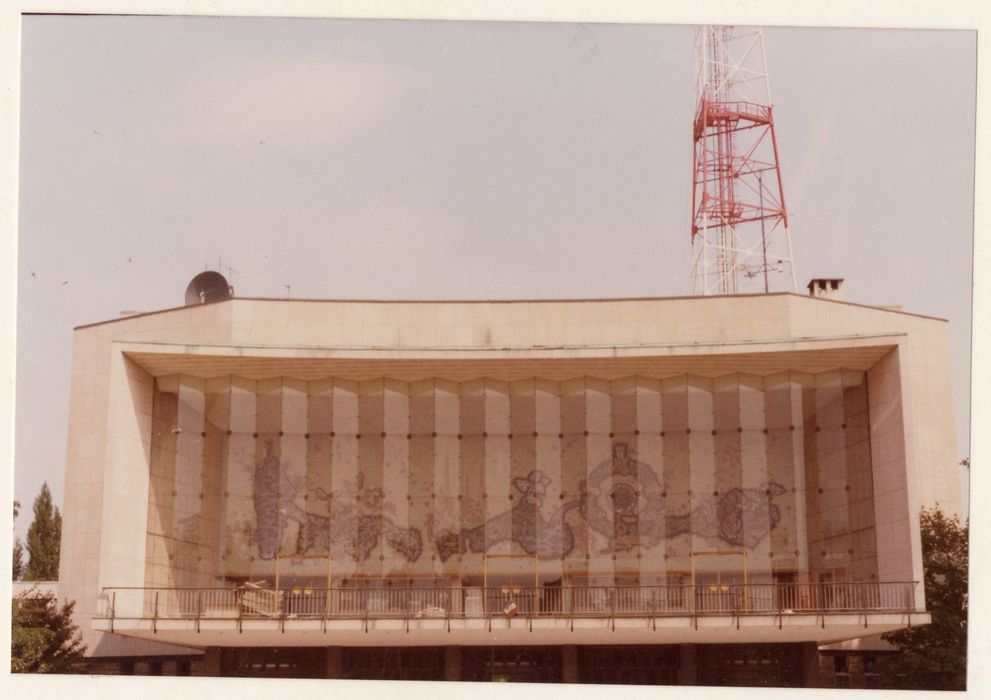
[690,26,796,295]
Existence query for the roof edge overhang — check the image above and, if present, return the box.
[74,292,947,331]
[118,335,902,383]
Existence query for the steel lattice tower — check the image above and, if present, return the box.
[690,26,797,295]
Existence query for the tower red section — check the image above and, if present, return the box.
[690,27,795,295]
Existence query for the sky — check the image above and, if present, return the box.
[13,15,975,542]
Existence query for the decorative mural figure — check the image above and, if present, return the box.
[433,442,788,560]
[250,443,422,562]
[665,482,787,549]
[580,443,787,551]
[253,439,785,563]
[304,473,423,562]
[580,442,667,551]
[253,441,283,560]
[435,470,582,561]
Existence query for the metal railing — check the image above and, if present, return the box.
[694,100,774,138]
[96,581,918,624]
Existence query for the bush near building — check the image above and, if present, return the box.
[11,588,85,673]
[879,506,968,690]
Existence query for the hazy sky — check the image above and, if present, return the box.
[14,16,975,539]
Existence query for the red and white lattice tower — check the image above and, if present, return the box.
[690,26,797,295]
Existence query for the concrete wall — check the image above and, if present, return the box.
[58,293,959,655]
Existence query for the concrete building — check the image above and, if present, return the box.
[57,288,960,684]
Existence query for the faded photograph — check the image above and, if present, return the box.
[12,14,972,691]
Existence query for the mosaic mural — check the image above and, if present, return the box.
[431,443,786,561]
[580,443,666,552]
[251,442,423,562]
[581,443,786,551]
[147,373,879,583]
[435,470,582,561]
[665,483,787,549]
[252,442,282,560]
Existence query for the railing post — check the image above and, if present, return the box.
[608,586,615,631]
[153,591,159,634]
[110,591,116,634]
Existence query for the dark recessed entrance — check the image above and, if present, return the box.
[578,645,678,685]
[463,646,562,683]
[220,647,324,678]
[698,644,803,687]
[343,647,445,681]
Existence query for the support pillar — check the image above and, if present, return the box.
[444,646,462,682]
[325,646,345,679]
[562,645,579,683]
[195,647,221,677]
[801,642,821,688]
[678,644,698,685]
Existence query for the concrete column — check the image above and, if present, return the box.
[444,646,462,682]
[195,647,221,677]
[562,645,579,683]
[848,652,864,681]
[801,643,821,688]
[325,647,345,679]
[678,644,698,685]
[818,652,837,688]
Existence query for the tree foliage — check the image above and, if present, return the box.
[13,539,25,581]
[880,506,968,690]
[24,482,61,581]
[11,588,85,673]
[13,500,25,580]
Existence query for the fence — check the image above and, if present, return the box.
[97,581,917,622]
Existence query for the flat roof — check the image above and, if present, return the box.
[74,291,948,331]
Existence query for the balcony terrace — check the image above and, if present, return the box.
[93,581,926,648]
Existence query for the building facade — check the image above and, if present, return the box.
[57,292,960,684]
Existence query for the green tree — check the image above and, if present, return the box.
[24,483,61,581]
[880,506,968,690]
[11,588,85,673]
[13,500,25,580]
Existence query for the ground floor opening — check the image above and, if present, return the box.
[148,643,821,686]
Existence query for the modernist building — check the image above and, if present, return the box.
[57,285,961,685]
